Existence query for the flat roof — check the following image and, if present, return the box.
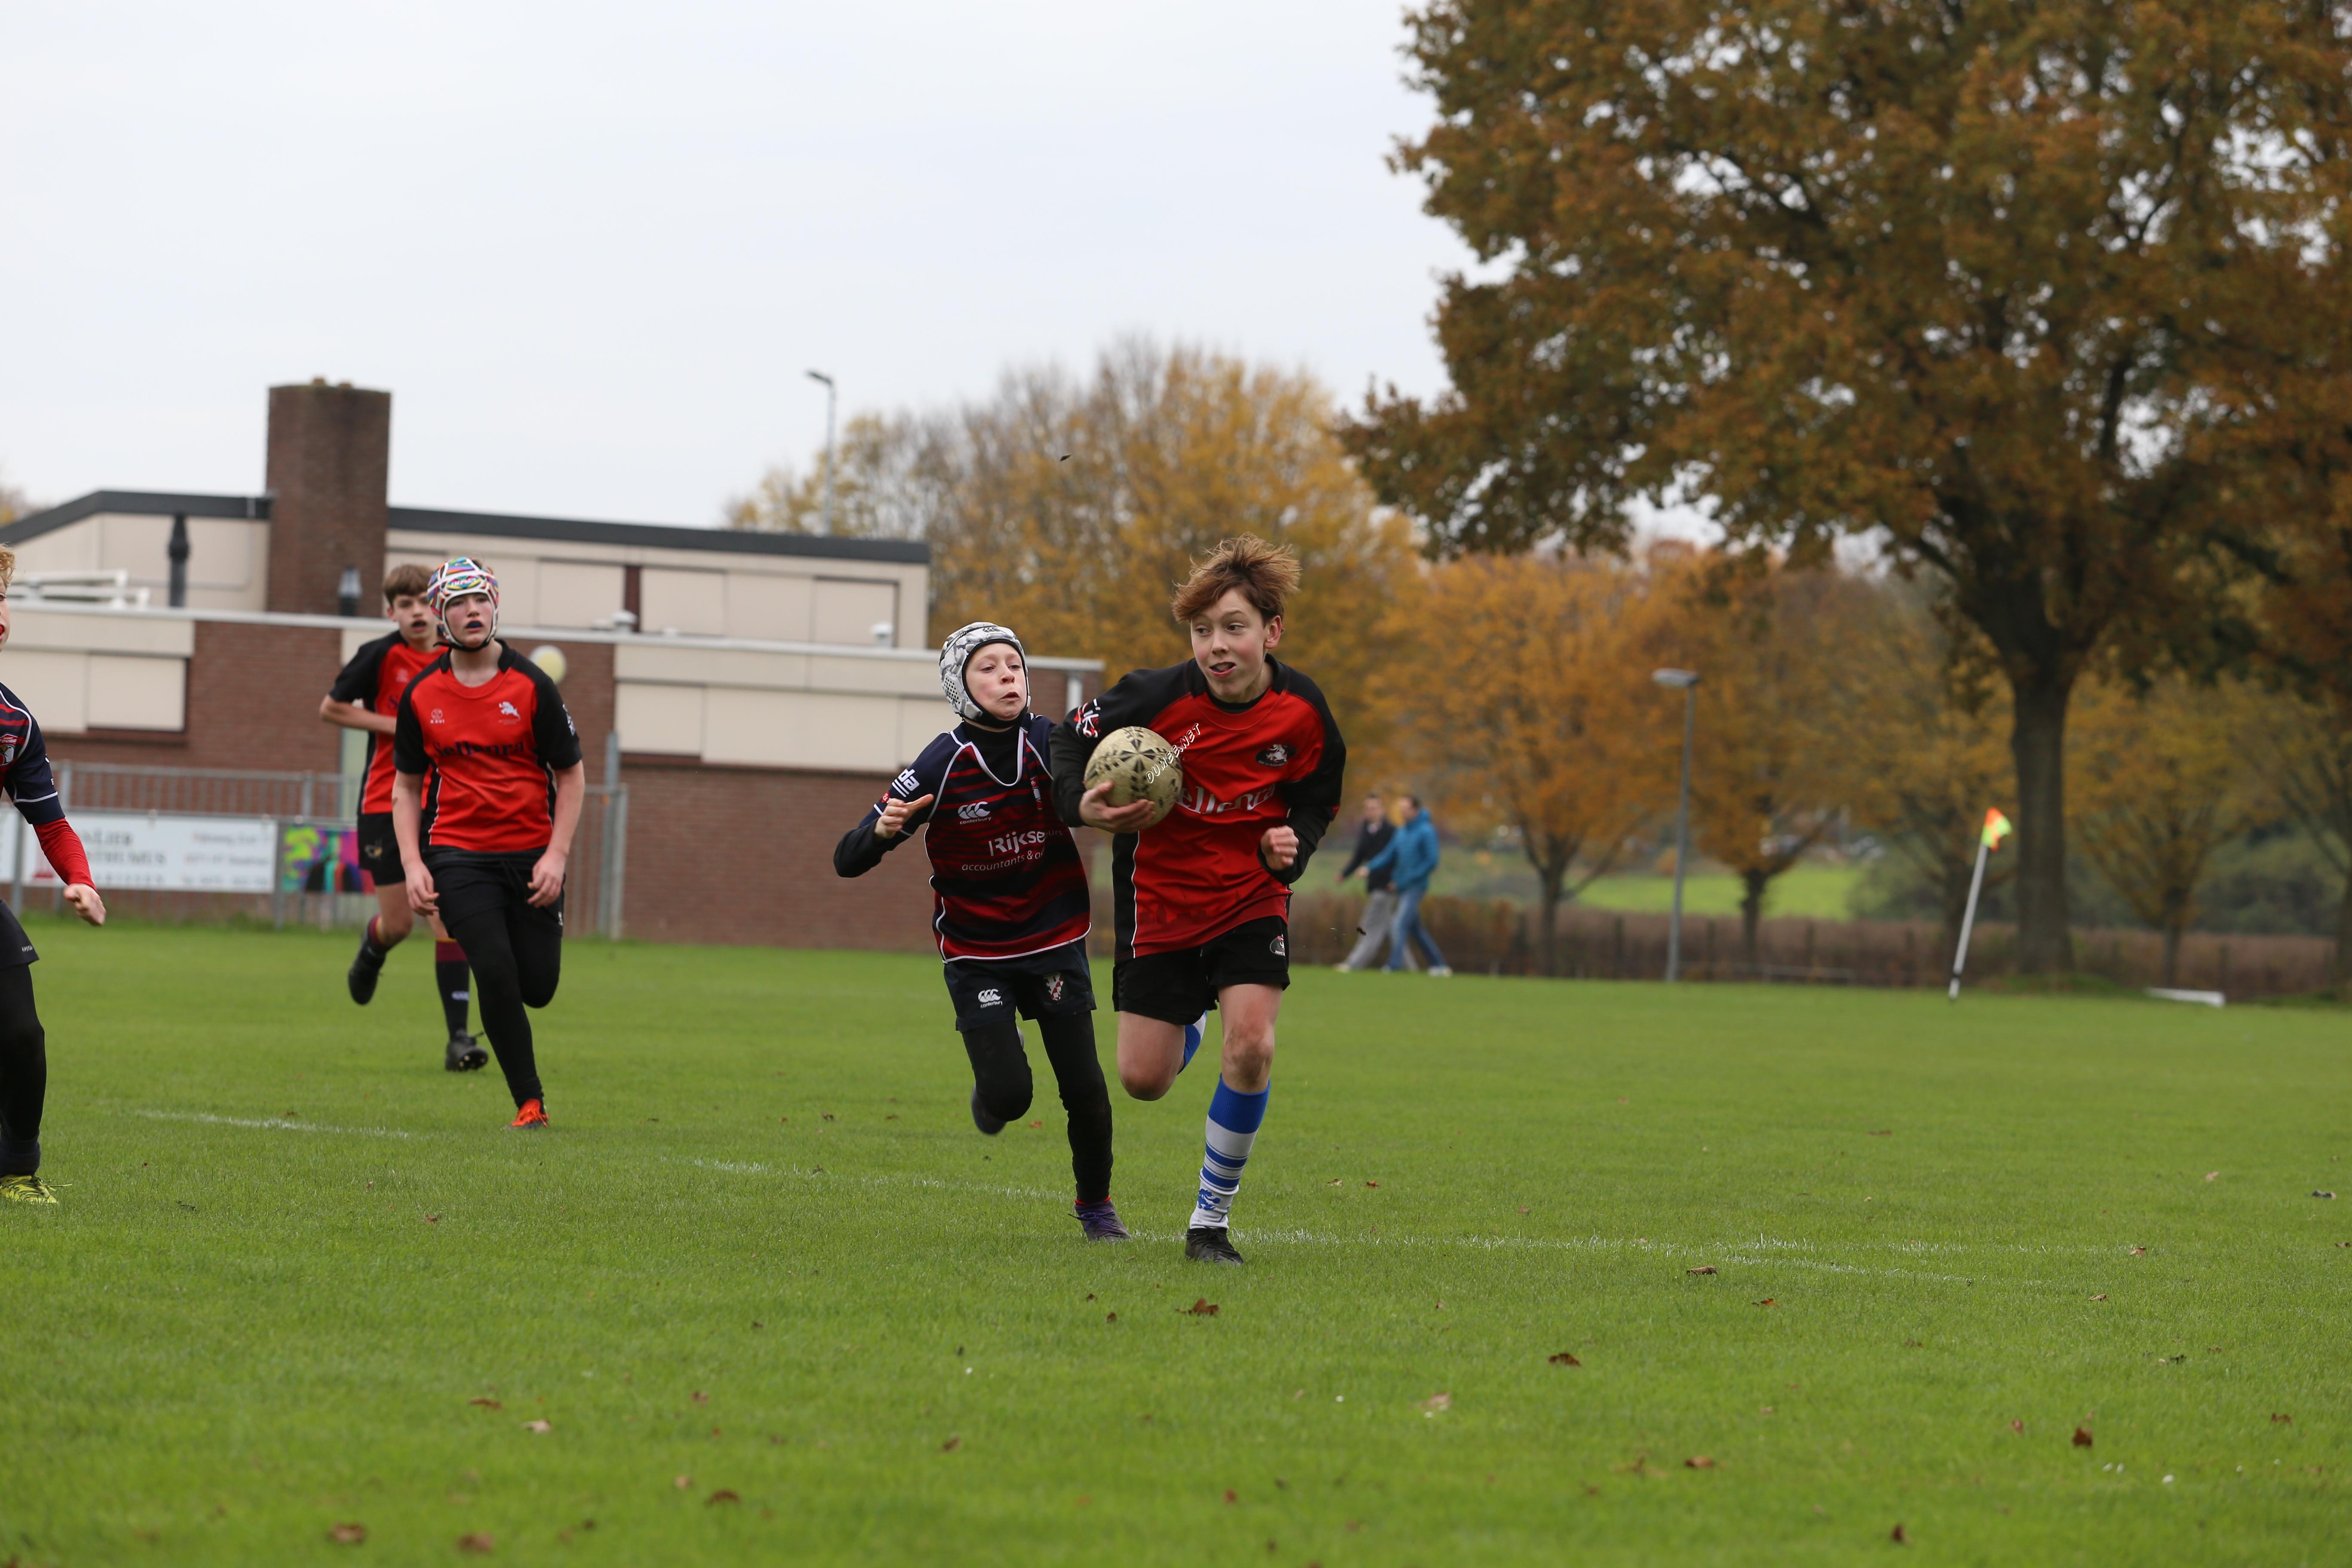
[0,491,928,566]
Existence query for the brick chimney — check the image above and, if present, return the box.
[265,380,389,616]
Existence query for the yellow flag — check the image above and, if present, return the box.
[1981,808,2013,851]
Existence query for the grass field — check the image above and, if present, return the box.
[3,919,2347,1565]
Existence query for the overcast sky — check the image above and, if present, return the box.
[1,3,1474,526]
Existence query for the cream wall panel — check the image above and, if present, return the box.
[97,514,171,578]
[0,651,88,734]
[615,681,704,756]
[702,688,901,772]
[536,561,624,629]
[10,519,101,575]
[896,698,953,764]
[87,654,184,731]
[725,572,812,641]
[808,653,938,696]
[615,644,813,689]
[7,611,192,656]
[185,520,267,608]
[811,579,898,646]
[641,568,727,636]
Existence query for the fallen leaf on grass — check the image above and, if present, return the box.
[1868,1130,1892,1137]
[1752,1298,1776,1308]
[1364,1180,1380,1188]
[1890,1522,1908,1544]
[424,1215,440,1225]
[1105,1312,1118,1323]
[1684,1455,1714,1470]
[2272,1412,2293,1424]
[522,1420,551,1434]
[1516,1206,1529,1214]
[2131,1246,2148,1256]
[692,1391,709,1405]
[1421,1393,1452,1412]
[2315,1191,2337,1200]
[2009,1420,2025,1435]
[2090,1294,2107,1302]
[1222,1489,1237,1504]
[675,1475,693,1489]
[1185,1298,1219,1316]
[2072,1427,2094,1448]
[457,1534,494,1554]
[707,1490,739,1505]
[2205,1171,2219,1181]
[1548,1352,1581,1366]
[328,1523,367,1544]
[469,1397,502,1410]
[942,1436,961,1452]
[1687,1266,1717,1276]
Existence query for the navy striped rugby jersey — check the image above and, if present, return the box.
[834,715,1091,961]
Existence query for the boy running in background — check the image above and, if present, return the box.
[0,546,107,1205]
[1050,537,1344,1265]
[834,622,1127,1242]
[392,560,585,1130]
[321,564,483,1072]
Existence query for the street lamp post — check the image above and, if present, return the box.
[805,369,837,534]
[1652,668,1701,982]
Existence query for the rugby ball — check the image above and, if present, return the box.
[1083,726,1183,828]
[527,644,568,685]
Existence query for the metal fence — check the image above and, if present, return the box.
[15,763,629,937]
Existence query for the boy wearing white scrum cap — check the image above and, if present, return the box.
[834,623,1127,1241]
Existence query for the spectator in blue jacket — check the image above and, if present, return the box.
[1359,794,1451,977]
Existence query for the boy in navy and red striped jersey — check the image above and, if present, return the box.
[321,563,483,1073]
[1050,537,1345,1265]
[392,560,585,1130]
[0,546,108,1206]
[834,622,1126,1241]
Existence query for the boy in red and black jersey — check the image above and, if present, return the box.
[321,564,483,1072]
[391,560,585,1129]
[0,546,108,1206]
[1049,537,1344,1265]
[835,622,1126,1241]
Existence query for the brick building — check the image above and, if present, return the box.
[0,382,1098,949]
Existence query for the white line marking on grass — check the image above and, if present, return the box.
[668,1161,2058,1284]
[130,1110,413,1139]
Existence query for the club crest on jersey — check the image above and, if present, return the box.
[1073,701,1103,739]
[1254,742,1291,768]
[0,741,14,767]
[1045,974,1066,1002]
[498,701,521,720]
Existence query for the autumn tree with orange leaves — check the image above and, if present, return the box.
[1344,0,2352,975]
[1378,552,1670,972]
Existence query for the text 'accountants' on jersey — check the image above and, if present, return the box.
[1052,658,1344,957]
[328,631,441,815]
[392,647,582,854]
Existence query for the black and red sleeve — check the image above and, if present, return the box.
[328,633,394,707]
[521,658,583,770]
[834,732,955,878]
[1269,662,1346,886]
[0,690,93,887]
[391,669,437,777]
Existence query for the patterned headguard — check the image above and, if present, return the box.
[426,557,500,646]
[939,621,1026,723]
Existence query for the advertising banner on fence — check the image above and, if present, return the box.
[8,812,279,892]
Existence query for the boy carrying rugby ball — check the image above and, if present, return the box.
[1049,537,1345,1265]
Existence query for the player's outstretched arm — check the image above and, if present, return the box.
[391,770,435,916]
[0,697,106,927]
[318,695,395,735]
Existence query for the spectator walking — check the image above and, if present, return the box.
[1362,795,1452,977]
[1333,794,1412,972]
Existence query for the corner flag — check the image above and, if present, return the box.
[1981,808,2013,851]
[1951,807,2014,1000]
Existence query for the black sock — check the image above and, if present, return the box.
[355,916,389,968]
[1037,1011,1114,1205]
[435,941,471,1036]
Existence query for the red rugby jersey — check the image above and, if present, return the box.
[1050,658,1345,957]
[328,631,441,814]
[392,646,582,854]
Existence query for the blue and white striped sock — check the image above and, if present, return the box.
[1179,1011,1208,1074]
[1191,1077,1268,1231]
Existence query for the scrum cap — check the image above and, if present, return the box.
[939,621,1026,723]
[426,557,500,643]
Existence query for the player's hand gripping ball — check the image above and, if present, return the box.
[1082,726,1183,828]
